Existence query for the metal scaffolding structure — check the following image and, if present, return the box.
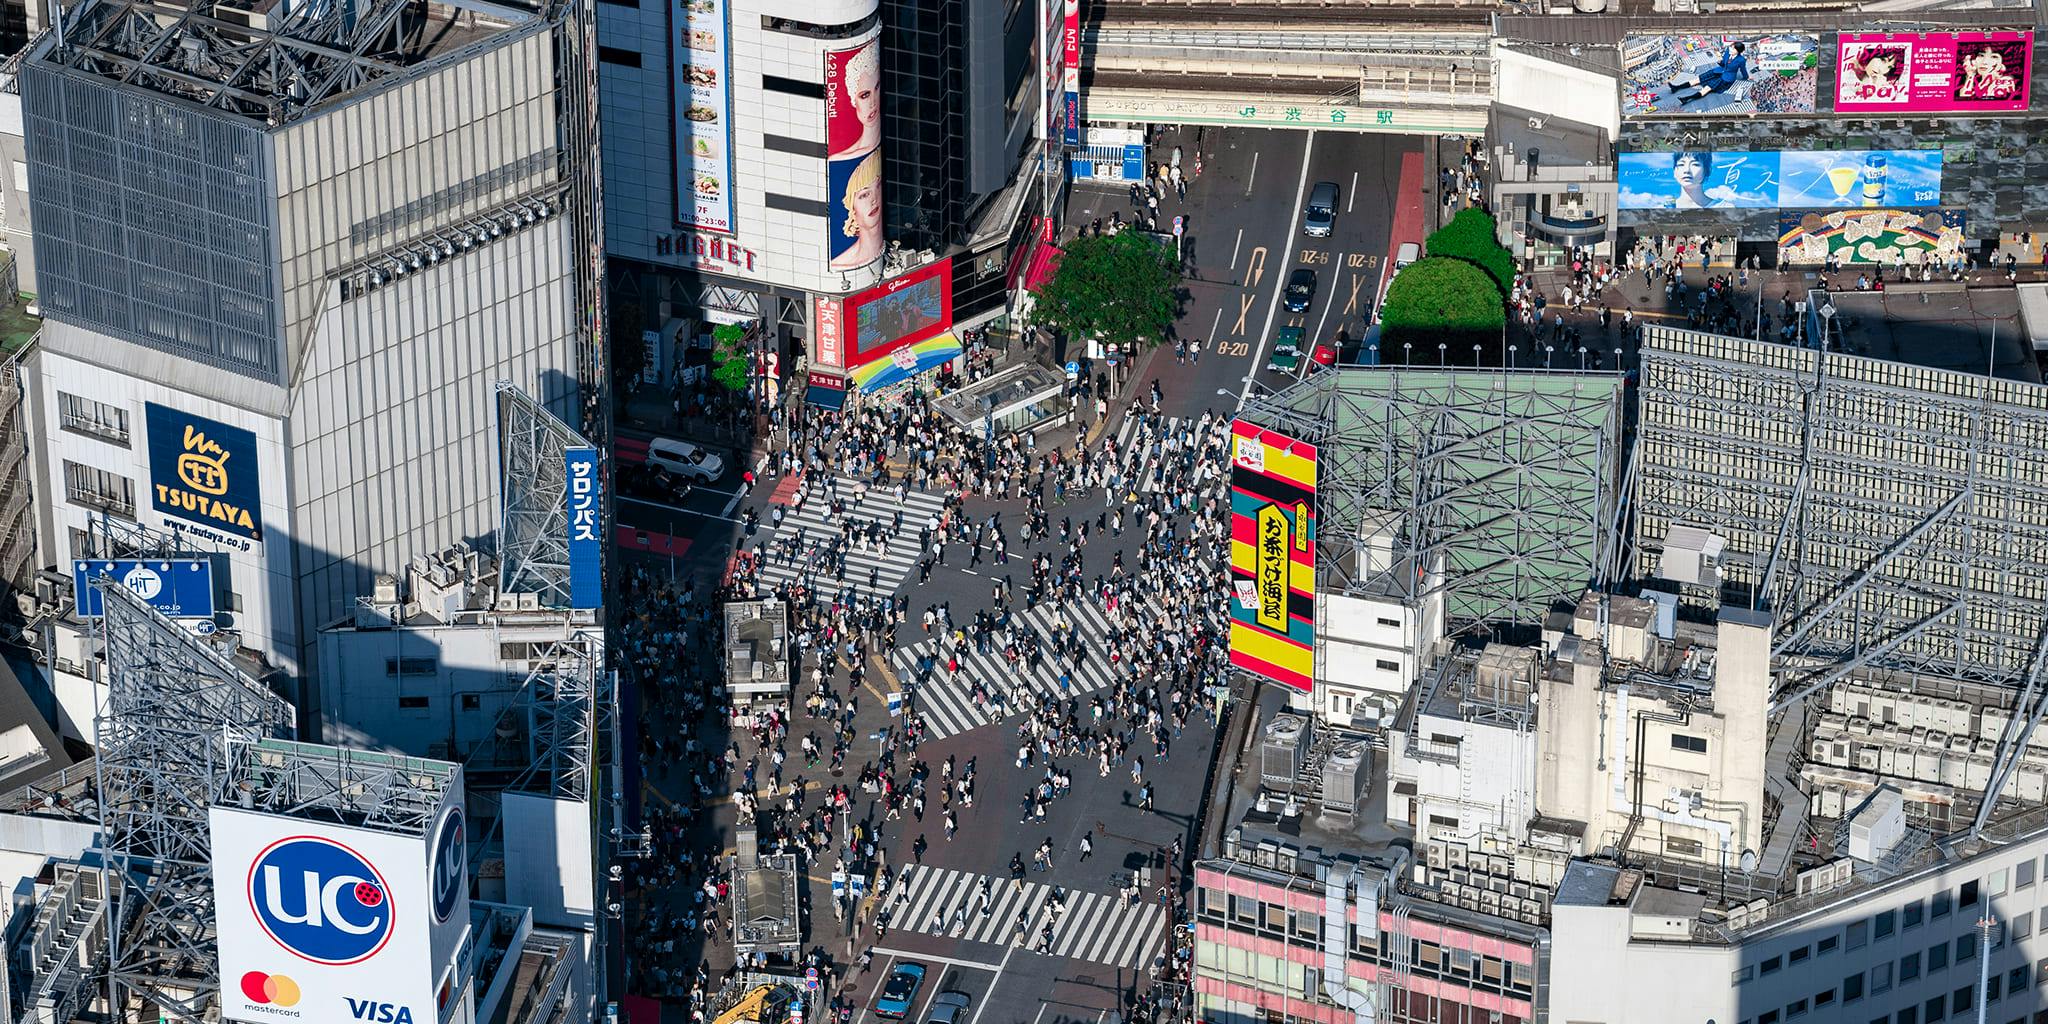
[469,632,605,803]
[1236,367,1625,633]
[223,738,456,838]
[91,579,292,1024]
[496,381,596,610]
[54,0,424,125]
[1631,326,2048,690]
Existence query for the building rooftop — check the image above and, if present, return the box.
[0,659,70,796]
[42,0,535,126]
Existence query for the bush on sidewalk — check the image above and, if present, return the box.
[1425,207,1514,296]
[1378,256,1506,363]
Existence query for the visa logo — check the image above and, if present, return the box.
[346,998,416,1024]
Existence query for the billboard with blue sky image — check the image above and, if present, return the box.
[1618,149,1943,210]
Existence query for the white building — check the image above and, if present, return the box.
[16,0,591,688]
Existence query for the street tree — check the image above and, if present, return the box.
[1378,256,1506,364]
[1030,231,1182,351]
[1424,207,1514,296]
[710,322,751,392]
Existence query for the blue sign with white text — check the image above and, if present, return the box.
[566,447,601,608]
[73,559,216,618]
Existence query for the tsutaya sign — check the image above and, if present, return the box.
[1080,91,1487,134]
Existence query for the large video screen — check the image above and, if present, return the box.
[1622,33,1820,117]
[1618,149,1943,210]
[1836,31,2033,114]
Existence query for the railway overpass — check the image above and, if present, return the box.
[1081,1,1497,135]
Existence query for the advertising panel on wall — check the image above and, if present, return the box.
[211,808,441,1024]
[1061,0,1081,146]
[1836,31,2033,114]
[145,402,264,545]
[826,37,884,273]
[1621,33,1820,117]
[565,447,601,609]
[1228,421,1317,693]
[673,0,735,232]
[845,259,958,392]
[1778,209,1967,265]
[73,558,215,618]
[1618,149,1943,210]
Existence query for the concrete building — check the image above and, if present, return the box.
[16,0,593,688]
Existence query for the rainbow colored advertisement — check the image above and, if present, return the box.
[1836,31,2033,114]
[1229,421,1317,693]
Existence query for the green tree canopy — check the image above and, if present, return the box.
[1424,207,1514,296]
[1378,256,1506,364]
[1030,231,1182,350]
[709,322,751,391]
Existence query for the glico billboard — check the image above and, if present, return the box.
[212,801,470,1024]
[1228,421,1318,692]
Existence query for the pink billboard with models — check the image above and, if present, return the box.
[1835,31,2033,113]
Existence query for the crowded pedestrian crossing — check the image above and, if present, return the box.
[1111,414,1198,494]
[884,864,1167,970]
[886,592,1152,740]
[755,475,950,600]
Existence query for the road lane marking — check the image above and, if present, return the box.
[1344,270,1369,316]
[1230,228,1243,269]
[1208,306,1221,342]
[1243,246,1267,288]
[1348,170,1358,213]
[1242,131,1316,401]
[1232,293,1256,335]
[1244,151,1259,196]
[865,946,1007,972]
[964,944,1018,1024]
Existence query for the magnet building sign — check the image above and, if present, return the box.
[1228,421,1316,692]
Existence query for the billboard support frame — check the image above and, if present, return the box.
[496,381,600,610]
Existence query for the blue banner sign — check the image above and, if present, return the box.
[73,559,216,618]
[566,447,602,608]
[146,403,263,541]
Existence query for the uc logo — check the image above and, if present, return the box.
[248,836,394,965]
[430,809,465,923]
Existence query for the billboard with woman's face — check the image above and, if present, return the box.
[1836,31,2033,113]
[1619,149,1944,210]
[825,37,884,272]
[1621,33,1819,117]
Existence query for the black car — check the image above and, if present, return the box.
[1283,268,1317,313]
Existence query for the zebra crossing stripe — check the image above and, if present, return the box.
[886,595,1157,741]
[889,866,1163,970]
[755,476,948,598]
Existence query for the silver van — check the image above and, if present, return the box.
[1395,242,1420,268]
[1302,181,1339,237]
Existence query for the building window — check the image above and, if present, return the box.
[1934,890,1953,918]
[2020,860,2036,889]
[1844,971,1863,1001]
[1790,945,1811,964]
[1901,951,1920,981]
[1876,910,1896,938]
[1671,733,1709,753]
[1262,902,1286,931]
[1666,835,1705,858]
[597,45,641,66]
[398,696,428,709]
[1930,941,1948,971]
[1376,659,1401,672]
[386,657,437,677]
[1848,919,1869,950]
[1905,899,1924,929]
[461,693,481,711]
[762,74,826,98]
[1427,814,1460,829]
[1231,897,1256,924]
[1952,985,1972,1014]
[1734,965,1755,984]
[1871,962,1891,994]
[1759,1011,1779,1024]
[1290,911,1318,940]
[1762,955,1783,975]
[1925,994,1944,1022]
[1960,880,1980,908]
[1988,972,2002,1000]
[62,460,135,518]
[1787,998,1807,1017]
[1377,617,1400,627]
[1815,989,1835,1007]
[1819,935,1840,954]
[58,392,130,445]
[1896,1008,1916,1024]
[2037,957,2048,987]
[1958,934,1976,962]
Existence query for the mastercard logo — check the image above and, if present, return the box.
[240,971,301,1007]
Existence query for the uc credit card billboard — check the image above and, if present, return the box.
[211,806,459,1024]
[1836,32,2033,114]
[1228,421,1317,693]
[1618,149,1943,210]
